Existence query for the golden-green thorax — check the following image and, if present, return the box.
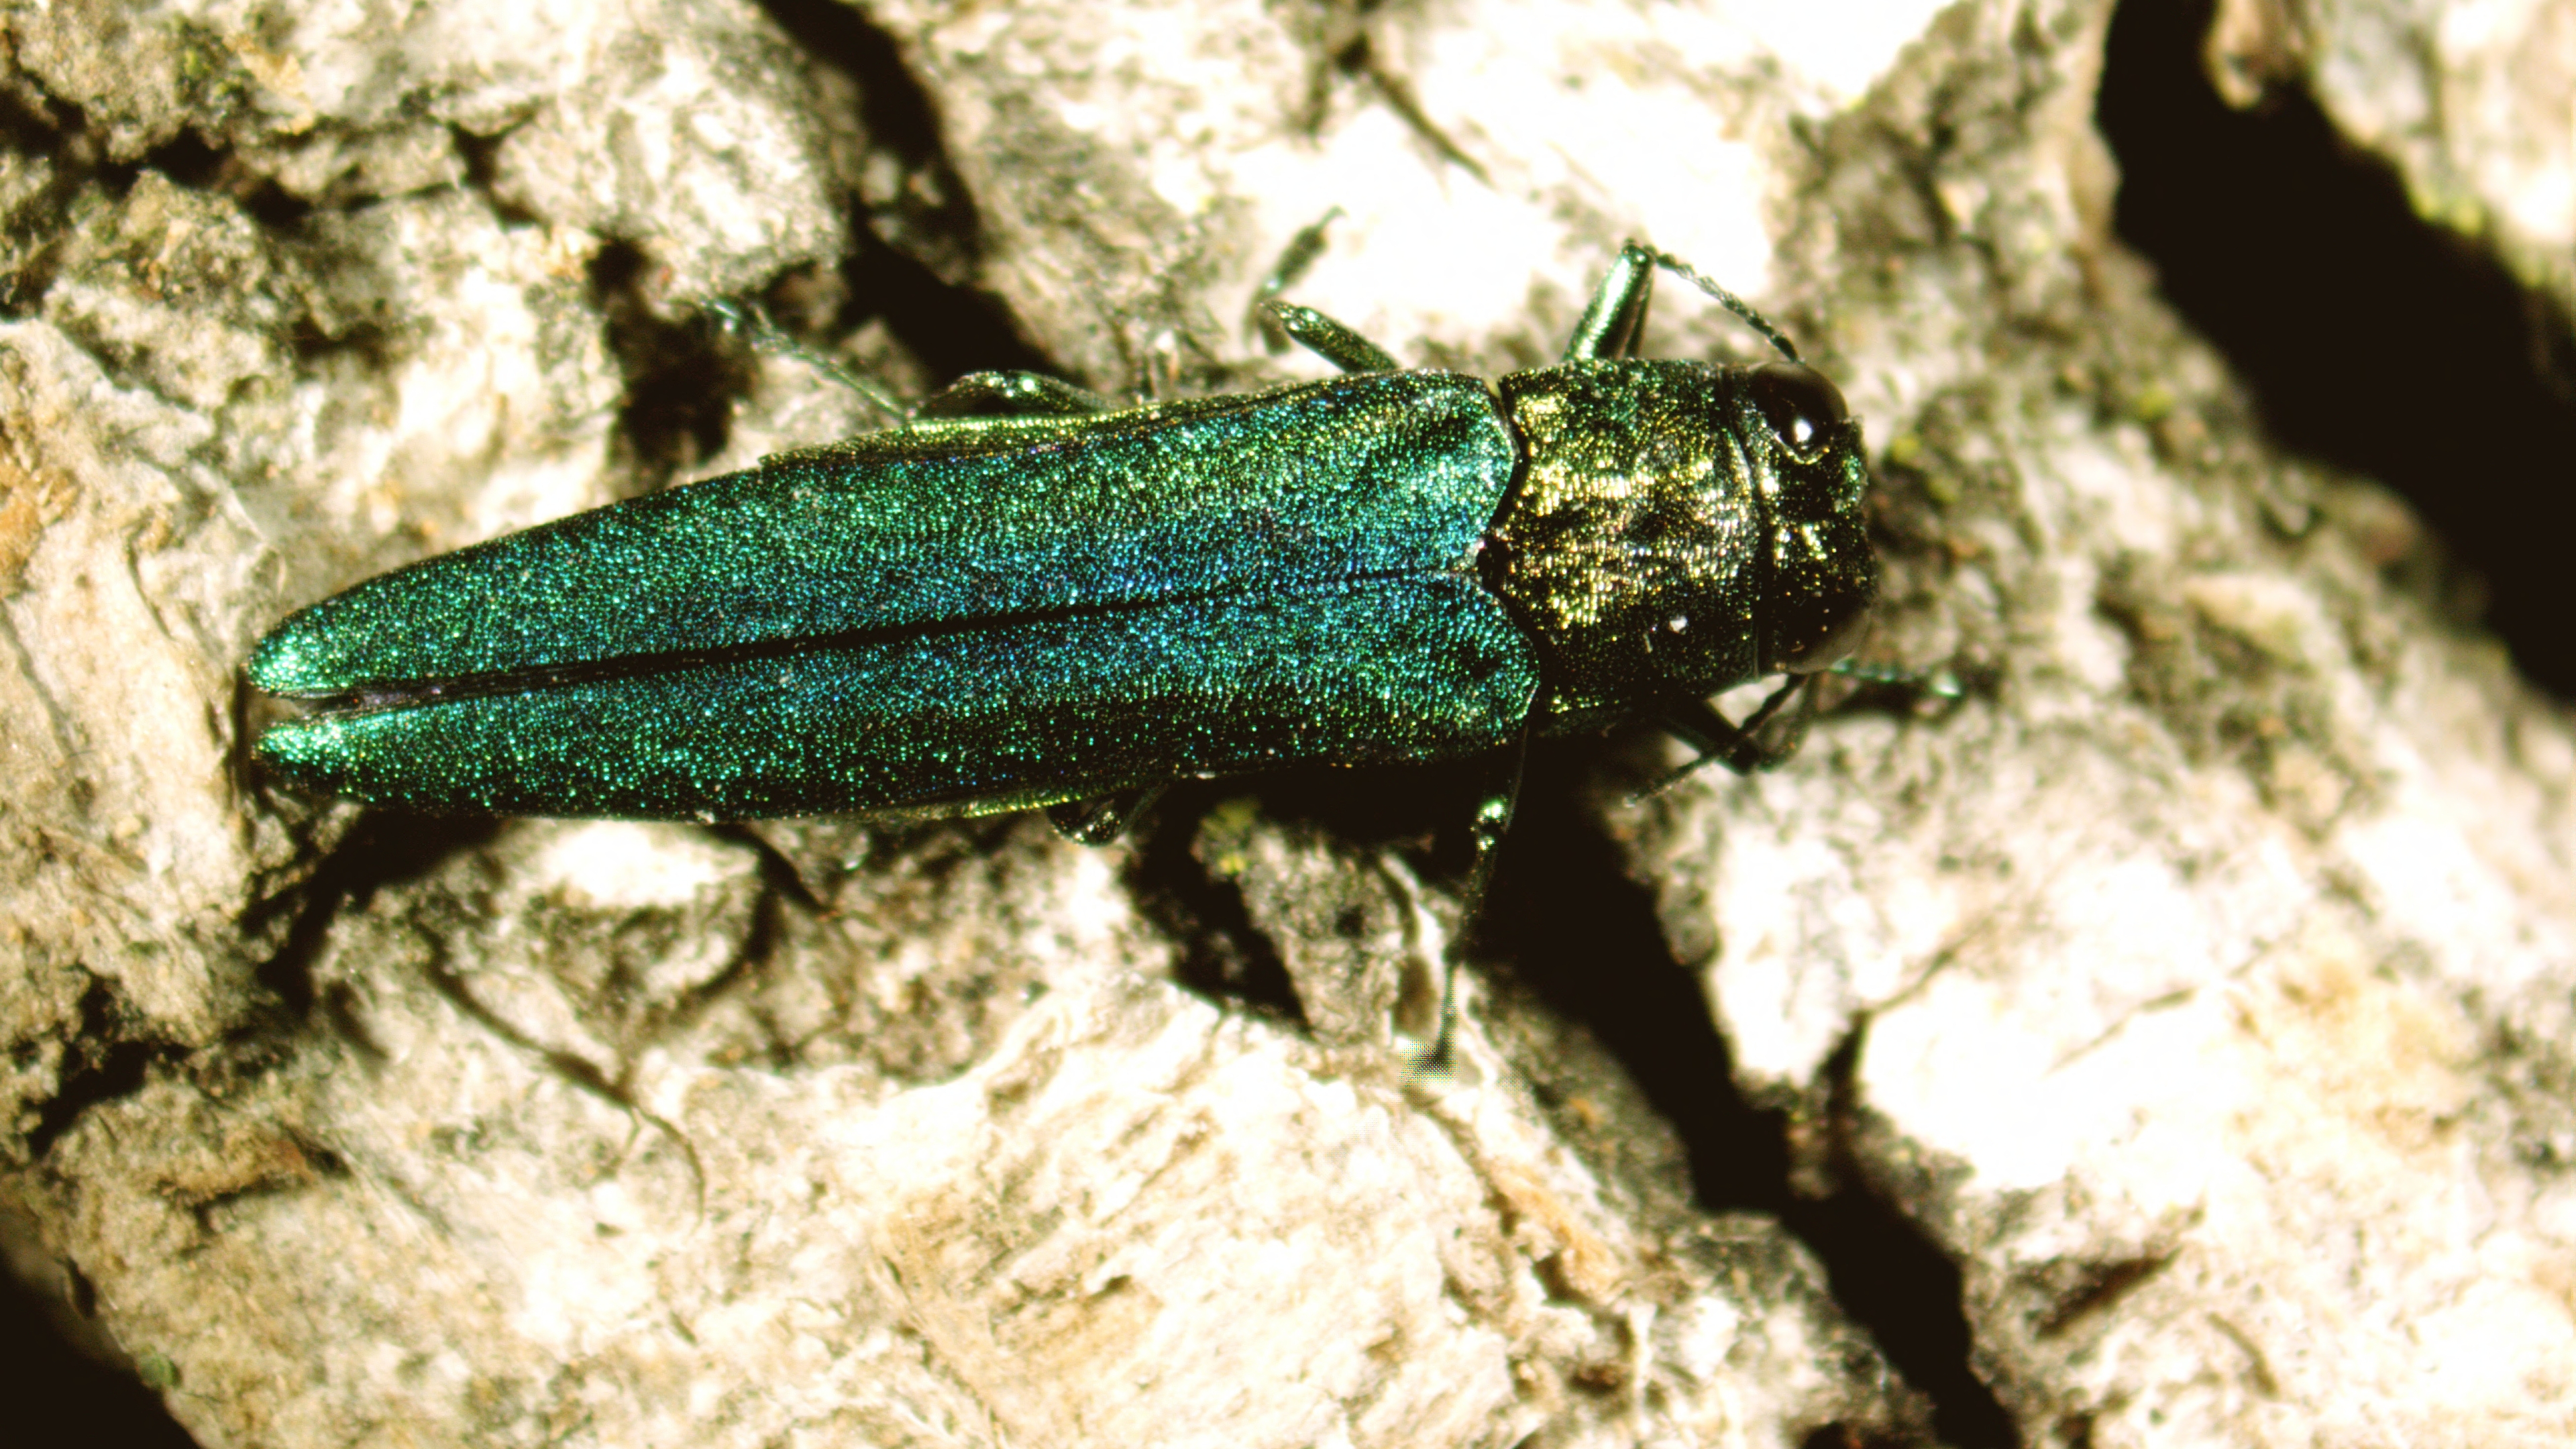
[1486,358,1877,727]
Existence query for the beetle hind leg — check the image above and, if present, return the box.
[1258,301,1399,374]
[704,297,908,421]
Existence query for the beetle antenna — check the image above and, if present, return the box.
[1641,247,1803,364]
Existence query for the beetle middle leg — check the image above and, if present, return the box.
[1401,695,1539,1069]
[1241,211,1403,375]
[1245,207,1345,352]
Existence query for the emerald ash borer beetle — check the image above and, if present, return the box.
[249,243,1878,869]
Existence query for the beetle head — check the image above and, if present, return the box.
[1741,361,1876,676]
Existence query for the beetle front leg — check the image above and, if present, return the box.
[1563,241,1805,363]
[1636,676,1815,797]
[1563,242,1660,361]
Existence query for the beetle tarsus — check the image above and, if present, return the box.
[1044,784,1168,845]
[704,297,908,422]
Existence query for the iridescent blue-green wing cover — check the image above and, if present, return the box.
[251,374,1538,818]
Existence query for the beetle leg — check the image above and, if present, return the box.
[1257,301,1399,374]
[1563,242,1659,361]
[1633,676,1815,798]
[1407,718,1534,1069]
[703,297,908,422]
[1135,329,1184,402]
[1563,241,1805,364]
[1244,208,1346,352]
[1044,783,1169,845]
[914,371,1112,420]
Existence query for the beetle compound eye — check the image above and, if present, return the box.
[1750,362,1848,454]
[1770,593,1873,673]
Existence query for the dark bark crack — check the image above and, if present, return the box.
[1487,742,2021,1448]
[2099,0,2576,698]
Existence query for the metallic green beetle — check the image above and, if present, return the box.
[250,243,1878,855]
